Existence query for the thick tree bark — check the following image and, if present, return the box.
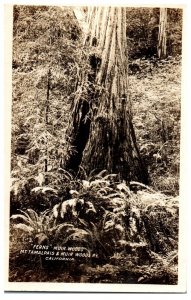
[64,7,148,184]
[158,8,167,59]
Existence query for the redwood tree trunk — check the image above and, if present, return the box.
[64,7,148,184]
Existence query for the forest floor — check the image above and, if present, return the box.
[9,56,181,284]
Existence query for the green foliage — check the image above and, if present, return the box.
[10,174,179,283]
[11,5,90,213]
[129,55,181,195]
[10,207,93,249]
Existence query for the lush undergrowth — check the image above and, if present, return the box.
[9,172,178,284]
[129,55,181,195]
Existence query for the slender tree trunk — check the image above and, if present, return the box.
[64,7,148,184]
[158,8,167,59]
[45,69,51,184]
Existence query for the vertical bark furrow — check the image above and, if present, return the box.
[98,7,110,52]
[106,16,116,82]
[97,7,115,85]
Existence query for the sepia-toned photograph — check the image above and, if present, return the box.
[4,2,186,292]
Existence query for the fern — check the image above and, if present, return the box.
[11,209,54,236]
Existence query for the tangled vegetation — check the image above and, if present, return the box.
[9,5,182,284]
[10,171,179,283]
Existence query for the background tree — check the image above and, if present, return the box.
[158,8,167,58]
[126,7,182,60]
[64,7,149,183]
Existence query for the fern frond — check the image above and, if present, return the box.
[17,209,36,228]
[31,186,57,194]
[53,223,75,236]
[108,192,125,199]
[53,203,60,218]
[58,168,73,181]
[40,209,51,222]
[115,224,124,233]
[103,174,118,180]
[89,221,110,253]
[10,214,32,224]
[13,223,34,233]
[104,220,115,231]
[82,180,90,189]
[90,179,109,188]
[94,169,108,179]
[85,201,96,214]
[39,210,51,231]
[130,181,155,192]
[97,187,114,194]
[88,169,107,181]
[67,229,91,242]
[26,209,39,222]
[78,218,89,228]
[112,197,126,206]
